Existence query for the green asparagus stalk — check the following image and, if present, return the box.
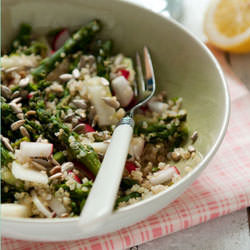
[35,104,101,176]
[32,20,102,81]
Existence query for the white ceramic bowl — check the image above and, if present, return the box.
[2,0,230,241]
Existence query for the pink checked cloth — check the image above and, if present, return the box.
[2,47,250,250]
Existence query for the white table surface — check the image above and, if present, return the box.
[127,0,250,249]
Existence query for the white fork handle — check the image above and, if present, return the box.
[79,116,134,230]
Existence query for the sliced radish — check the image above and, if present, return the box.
[1,203,30,218]
[121,57,135,82]
[128,137,145,160]
[173,166,180,175]
[68,170,82,184]
[111,76,134,107]
[148,101,168,114]
[125,161,137,173]
[149,166,180,185]
[86,77,118,126]
[87,142,109,154]
[119,69,130,80]
[12,161,48,184]
[20,142,53,158]
[84,124,95,133]
[52,29,70,51]
[49,197,67,216]
[32,194,53,218]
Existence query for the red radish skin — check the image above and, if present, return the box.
[140,104,149,112]
[68,170,82,184]
[51,144,54,155]
[119,69,130,80]
[27,93,35,99]
[84,124,95,133]
[173,166,180,175]
[52,29,70,51]
[125,161,137,173]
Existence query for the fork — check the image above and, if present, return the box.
[79,46,156,230]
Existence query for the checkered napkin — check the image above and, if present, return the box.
[2,47,250,250]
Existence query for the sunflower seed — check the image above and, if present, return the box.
[10,97,22,104]
[59,74,73,81]
[1,135,14,152]
[72,99,87,109]
[5,66,19,73]
[25,110,36,116]
[78,56,86,68]
[1,85,11,99]
[19,76,30,87]
[63,113,74,122]
[171,151,181,162]
[20,126,30,138]
[191,131,198,144]
[48,155,60,166]
[11,120,25,131]
[49,172,62,180]
[188,145,196,153]
[61,162,74,172]
[72,123,85,134]
[9,103,22,114]
[32,158,52,168]
[32,161,47,171]
[72,68,80,79]
[102,97,120,109]
[10,90,21,99]
[49,165,61,175]
[60,213,69,218]
[16,113,24,119]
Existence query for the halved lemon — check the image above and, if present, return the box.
[204,0,250,53]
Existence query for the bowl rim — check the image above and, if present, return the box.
[2,0,230,225]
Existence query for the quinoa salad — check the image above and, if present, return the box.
[1,20,201,219]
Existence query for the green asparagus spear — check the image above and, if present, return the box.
[33,100,101,176]
[32,20,102,81]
